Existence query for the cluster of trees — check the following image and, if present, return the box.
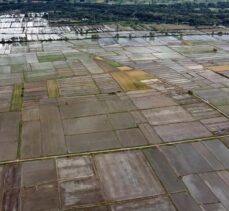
[1,1,229,26]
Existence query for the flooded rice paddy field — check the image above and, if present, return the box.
[0,32,229,210]
[0,14,120,42]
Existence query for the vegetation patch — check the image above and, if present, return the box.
[47,79,59,98]
[95,56,104,61]
[190,40,215,46]
[106,60,121,68]
[2,2,229,26]
[37,52,66,63]
[10,83,23,111]
[111,69,153,91]
[173,46,219,54]
[11,64,29,73]
[117,66,133,71]
[208,65,229,72]
[182,41,192,46]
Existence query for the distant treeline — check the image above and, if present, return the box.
[1,2,229,26]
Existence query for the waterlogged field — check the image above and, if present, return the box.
[0,28,229,210]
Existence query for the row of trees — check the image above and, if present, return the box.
[1,2,229,26]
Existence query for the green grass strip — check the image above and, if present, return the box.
[106,60,121,68]
[10,83,23,112]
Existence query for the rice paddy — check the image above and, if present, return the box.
[0,17,229,211]
[37,52,66,63]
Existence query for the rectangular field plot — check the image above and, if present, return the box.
[30,62,54,72]
[111,197,176,211]
[172,45,219,55]
[60,98,106,119]
[142,106,194,126]
[127,90,177,109]
[66,59,89,76]
[0,66,11,74]
[37,52,66,63]
[66,131,121,153]
[95,151,164,201]
[111,69,153,91]
[53,61,73,78]
[57,76,100,97]
[154,122,212,142]
[93,74,121,94]
[194,89,229,115]
[63,115,112,135]
[10,83,23,111]
[0,85,13,112]
[40,105,67,156]
[79,54,104,74]
[0,112,21,161]
[11,64,30,73]
[47,80,59,98]
[208,65,229,72]
[23,81,48,109]
[25,62,57,81]
[207,65,229,78]
[9,54,27,65]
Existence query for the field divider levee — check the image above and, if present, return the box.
[0,133,229,166]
